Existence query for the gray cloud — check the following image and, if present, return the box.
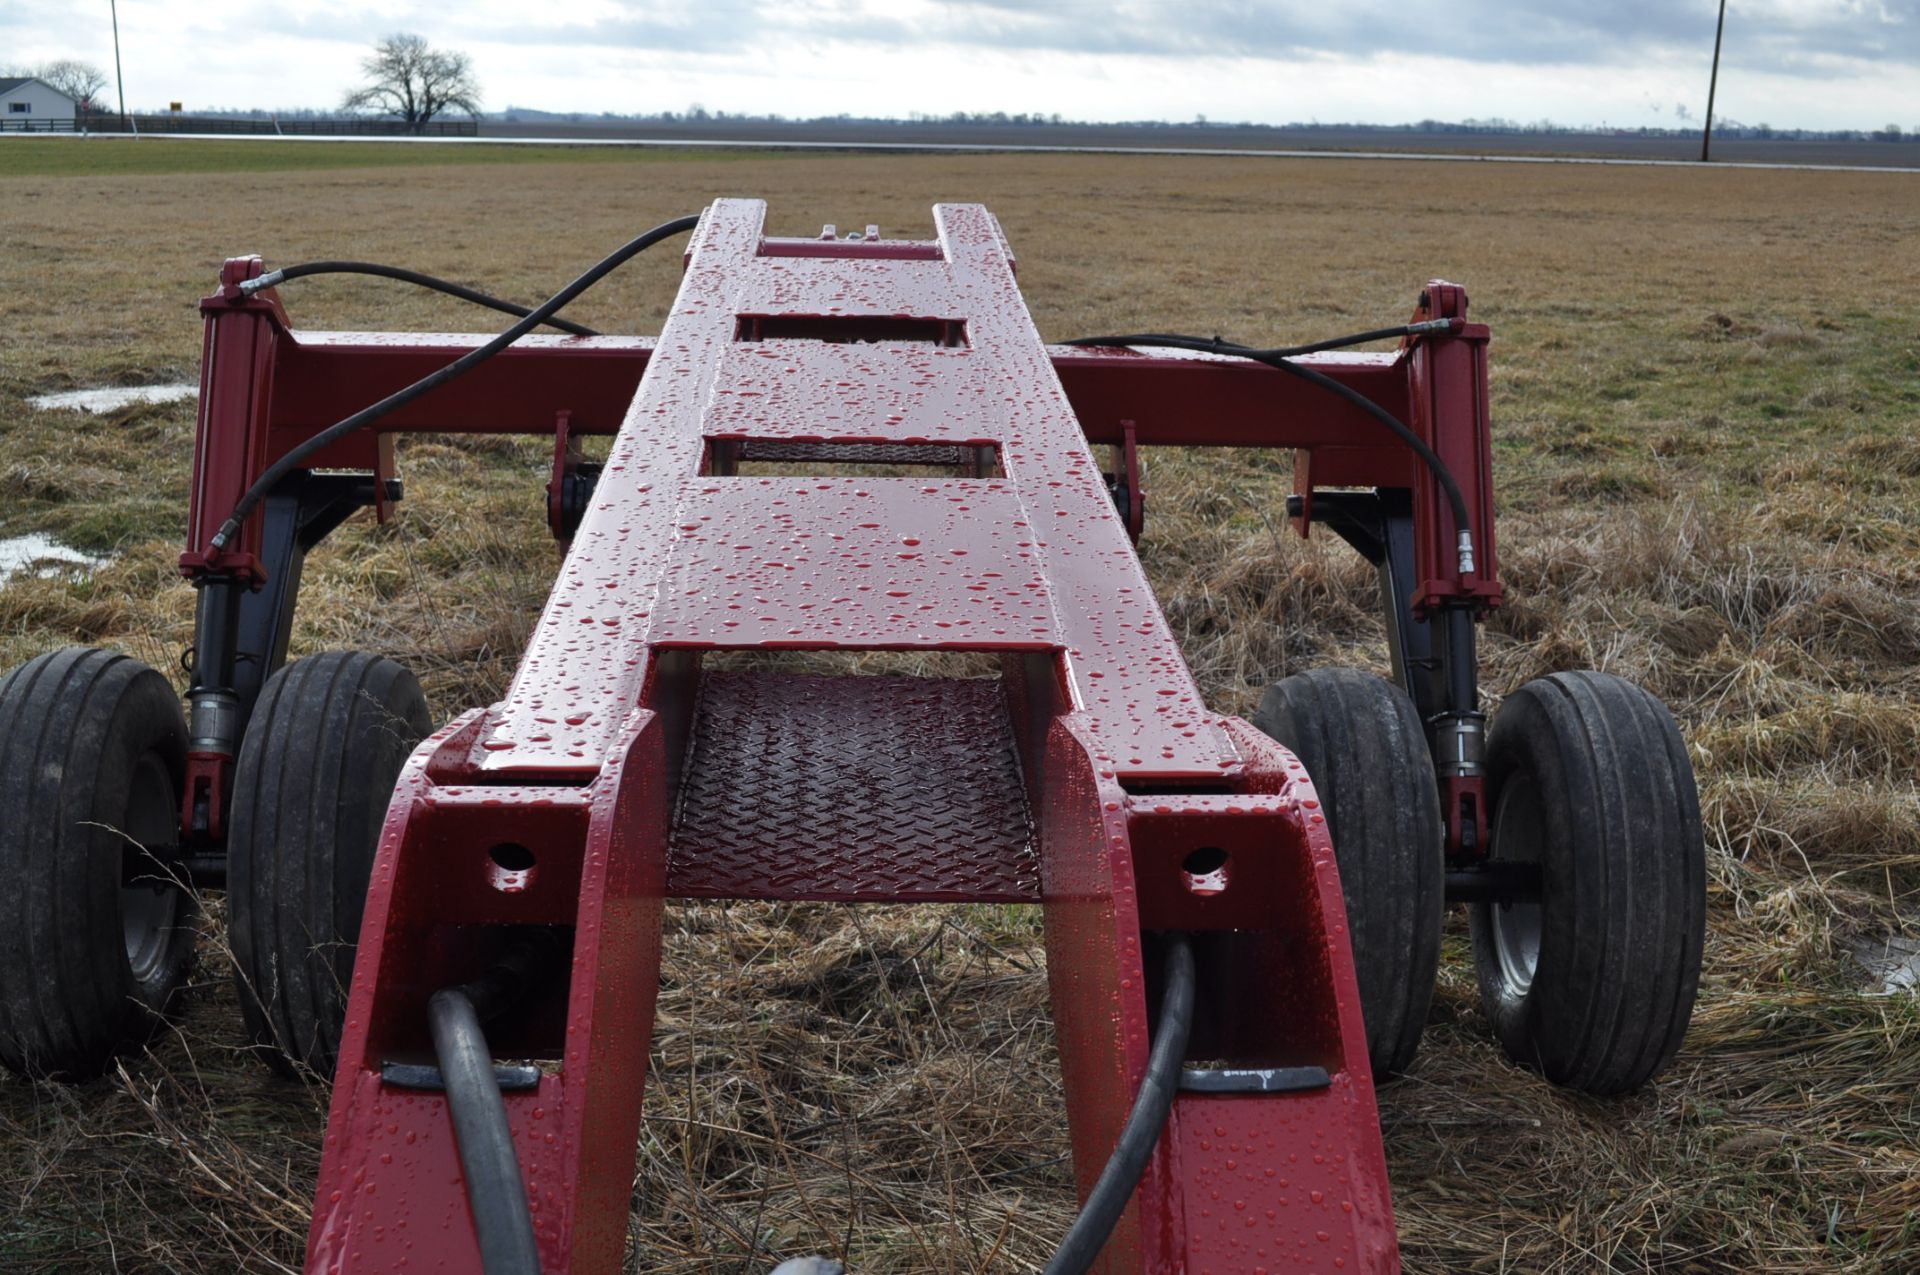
[458,0,1919,78]
[16,0,1915,122]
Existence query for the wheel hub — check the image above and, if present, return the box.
[119,751,183,983]
[1489,779,1543,998]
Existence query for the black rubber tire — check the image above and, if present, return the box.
[1252,668,1445,1079]
[1469,671,1705,1095]
[229,651,431,1077]
[0,648,195,1080]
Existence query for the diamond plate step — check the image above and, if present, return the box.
[667,671,1038,901]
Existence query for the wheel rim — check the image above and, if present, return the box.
[1489,776,1544,999]
[120,751,182,984]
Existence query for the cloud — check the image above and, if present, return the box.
[461,0,1920,77]
[9,0,1919,124]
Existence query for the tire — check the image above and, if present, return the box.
[229,651,431,1077]
[0,648,195,1080]
[1469,671,1705,1094]
[1253,668,1444,1079]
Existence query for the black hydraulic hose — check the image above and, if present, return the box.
[1062,320,1449,361]
[241,260,601,336]
[1061,324,1477,575]
[424,928,1183,1275]
[207,212,703,555]
[1043,936,1197,1275]
[429,987,542,1275]
[427,928,569,1275]
[1268,354,1472,555]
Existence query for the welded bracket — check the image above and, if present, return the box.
[547,409,601,542]
[1105,419,1144,542]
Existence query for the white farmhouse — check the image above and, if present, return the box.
[0,78,78,129]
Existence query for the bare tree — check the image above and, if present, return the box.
[341,33,480,133]
[8,59,108,110]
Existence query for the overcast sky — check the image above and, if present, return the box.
[6,2,1918,129]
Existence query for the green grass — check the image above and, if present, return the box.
[0,136,789,179]
[1487,310,1920,523]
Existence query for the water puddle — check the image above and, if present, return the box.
[28,384,198,413]
[1851,933,1920,995]
[0,533,106,578]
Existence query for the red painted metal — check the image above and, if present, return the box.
[308,710,666,1273]
[1401,283,1500,615]
[183,256,285,586]
[179,333,1488,589]
[173,200,1519,1273]
[452,204,1236,785]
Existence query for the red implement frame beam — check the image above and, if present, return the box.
[183,322,1497,618]
[181,300,1498,849]
[184,338,1443,464]
[174,202,1511,1273]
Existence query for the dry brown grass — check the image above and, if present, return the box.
[2,145,1919,1272]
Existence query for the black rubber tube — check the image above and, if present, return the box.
[208,212,703,555]
[421,929,1184,1275]
[1043,936,1197,1275]
[1060,328,1474,564]
[1063,322,1443,361]
[248,261,600,336]
[1265,353,1473,543]
[429,987,542,1275]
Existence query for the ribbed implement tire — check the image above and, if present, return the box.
[0,648,195,1080]
[229,651,430,1078]
[1253,668,1445,1079]
[1470,671,1705,1095]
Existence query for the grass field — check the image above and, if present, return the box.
[0,136,799,179]
[2,138,1919,1273]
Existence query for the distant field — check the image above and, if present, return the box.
[7,124,1919,185]
[0,135,791,177]
[14,120,1915,171]
[482,118,1920,169]
[1,144,1918,1273]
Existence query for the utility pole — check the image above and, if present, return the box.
[1701,0,1727,161]
[109,0,128,129]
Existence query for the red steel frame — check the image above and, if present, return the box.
[181,200,1505,1274]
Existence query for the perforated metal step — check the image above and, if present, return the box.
[667,671,1038,901]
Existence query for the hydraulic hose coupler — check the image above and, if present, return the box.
[1431,711,1487,780]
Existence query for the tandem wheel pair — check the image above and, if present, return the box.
[0,646,426,1080]
[1255,665,1705,1094]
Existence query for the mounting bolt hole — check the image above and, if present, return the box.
[486,842,538,893]
[1182,846,1230,896]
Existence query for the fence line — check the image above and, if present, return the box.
[0,115,478,136]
